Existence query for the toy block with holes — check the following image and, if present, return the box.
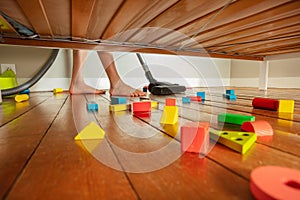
[160,106,178,125]
[182,96,190,104]
[223,94,236,100]
[111,96,127,105]
[132,101,151,113]
[53,88,63,94]
[196,92,206,100]
[181,122,210,154]
[218,113,255,125]
[190,96,202,102]
[210,130,257,154]
[278,100,294,113]
[166,98,176,106]
[15,94,29,103]
[241,120,273,136]
[252,97,279,111]
[86,101,98,111]
[74,121,105,140]
[109,104,131,112]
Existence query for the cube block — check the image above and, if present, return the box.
[86,102,98,111]
[109,104,131,112]
[111,96,127,105]
[160,106,178,125]
[278,100,294,113]
[166,98,176,106]
[181,122,210,154]
[210,130,256,154]
[132,101,151,113]
[223,94,236,100]
[182,96,191,103]
[218,113,255,125]
[226,89,235,95]
[196,92,206,100]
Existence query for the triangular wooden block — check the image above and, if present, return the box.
[74,122,105,140]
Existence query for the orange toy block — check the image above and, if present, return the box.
[250,166,300,200]
[132,101,151,113]
[181,122,210,154]
[241,120,273,136]
[166,98,176,106]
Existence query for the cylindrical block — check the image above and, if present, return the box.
[252,98,279,111]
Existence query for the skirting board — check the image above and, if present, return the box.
[231,77,300,88]
[17,78,230,92]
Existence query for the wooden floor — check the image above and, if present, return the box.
[1,87,300,199]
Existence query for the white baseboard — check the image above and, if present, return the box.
[231,77,300,89]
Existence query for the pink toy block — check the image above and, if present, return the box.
[181,122,210,154]
[132,101,151,113]
[166,98,176,106]
[241,120,273,136]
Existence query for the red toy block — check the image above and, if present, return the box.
[190,96,202,102]
[241,120,273,136]
[250,166,300,200]
[166,98,176,106]
[132,101,151,113]
[252,97,279,111]
[181,122,210,154]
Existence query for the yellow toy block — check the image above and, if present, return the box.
[109,104,131,112]
[53,88,63,93]
[15,94,29,103]
[151,101,159,109]
[278,100,294,113]
[74,121,105,140]
[160,106,178,125]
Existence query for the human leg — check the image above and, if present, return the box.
[97,52,146,97]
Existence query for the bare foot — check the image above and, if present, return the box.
[110,83,146,97]
[69,83,106,95]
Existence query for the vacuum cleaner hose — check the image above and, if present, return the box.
[1,49,59,96]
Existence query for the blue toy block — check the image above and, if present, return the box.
[226,89,235,95]
[86,102,98,111]
[111,96,127,105]
[197,92,205,100]
[182,96,191,103]
[223,94,236,100]
[20,89,30,94]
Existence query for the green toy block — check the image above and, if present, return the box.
[218,113,255,125]
[210,130,256,154]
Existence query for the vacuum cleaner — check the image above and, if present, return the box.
[136,53,186,95]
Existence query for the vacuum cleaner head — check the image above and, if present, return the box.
[149,82,186,95]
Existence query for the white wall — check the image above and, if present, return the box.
[0,45,231,91]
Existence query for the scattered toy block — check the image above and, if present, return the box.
[151,101,159,109]
[133,112,151,118]
[166,98,176,106]
[218,113,255,125]
[226,89,235,95]
[196,92,206,100]
[250,166,300,200]
[182,96,190,104]
[223,94,236,100]
[181,122,210,154]
[111,96,127,105]
[241,120,273,136]
[53,88,63,93]
[86,102,98,111]
[252,97,279,111]
[15,94,29,103]
[278,100,294,113]
[74,121,105,140]
[132,101,151,113]
[20,89,30,94]
[160,106,178,125]
[109,104,131,112]
[210,130,257,154]
[190,96,202,102]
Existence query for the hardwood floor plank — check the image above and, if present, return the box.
[6,95,138,199]
[0,94,68,199]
